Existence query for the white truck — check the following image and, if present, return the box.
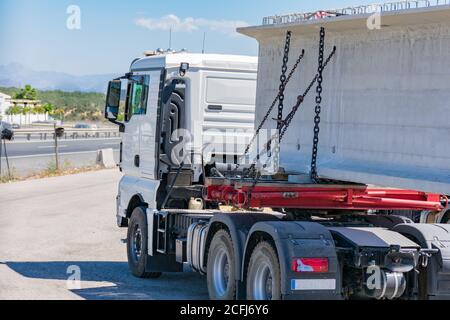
[105,2,450,300]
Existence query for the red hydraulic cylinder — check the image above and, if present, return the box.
[204,181,446,211]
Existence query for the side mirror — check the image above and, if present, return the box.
[105,80,122,121]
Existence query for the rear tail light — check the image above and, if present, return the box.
[291,258,329,273]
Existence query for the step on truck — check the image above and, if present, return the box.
[105,2,450,300]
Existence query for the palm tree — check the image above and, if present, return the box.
[42,103,55,121]
[14,85,38,100]
[32,104,45,121]
[7,105,24,125]
[22,105,31,125]
[53,107,66,123]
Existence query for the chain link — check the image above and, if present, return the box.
[277,31,292,134]
[245,46,336,177]
[310,27,326,181]
[232,31,305,175]
[280,45,336,141]
[243,30,336,205]
[221,28,336,207]
[242,48,305,158]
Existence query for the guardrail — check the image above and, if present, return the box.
[12,128,121,141]
[262,0,450,25]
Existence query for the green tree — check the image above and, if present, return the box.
[52,107,66,123]
[6,105,22,116]
[14,85,38,100]
[32,105,45,122]
[6,105,24,125]
[42,103,55,120]
[32,104,45,115]
[22,105,31,124]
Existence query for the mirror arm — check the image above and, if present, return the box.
[106,118,125,132]
[114,73,133,81]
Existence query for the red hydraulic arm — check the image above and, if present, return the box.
[204,179,446,211]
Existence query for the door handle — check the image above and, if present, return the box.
[134,155,140,167]
[208,105,223,111]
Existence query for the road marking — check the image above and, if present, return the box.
[7,150,119,159]
[37,145,68,149]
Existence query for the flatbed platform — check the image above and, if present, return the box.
[204,178,446,211]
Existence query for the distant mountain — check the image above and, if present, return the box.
[0,63,119,93]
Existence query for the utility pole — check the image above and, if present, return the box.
[54,123,59,171]
[169,27,172,49]
[202,32,206,54]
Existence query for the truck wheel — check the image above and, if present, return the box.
[207,230,236,300]
[246,241,281,300]
[127,207,162,279]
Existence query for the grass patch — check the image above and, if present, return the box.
[28,164,105,180]
[0,164,109,183]
[0,167,19,183]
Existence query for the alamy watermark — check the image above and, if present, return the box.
[66,5,81,30]
[366,5,382,30]
[166,124,280,175]
[66,265,81,290]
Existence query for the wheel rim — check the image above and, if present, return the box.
[131,225,142,262]
[212,247,230,297]
[253,261,273,300]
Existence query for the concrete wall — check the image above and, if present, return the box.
[244,10,450,194]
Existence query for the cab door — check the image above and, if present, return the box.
[139,70,164,179]
[121,76,142,177]
[122,71,163,179]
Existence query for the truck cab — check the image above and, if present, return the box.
[105,52,258,226]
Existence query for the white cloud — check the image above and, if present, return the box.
[135,14,249,36]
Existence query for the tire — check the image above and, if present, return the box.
[127,207,162,279]
[207,229,236,300]
[246,241,281,300]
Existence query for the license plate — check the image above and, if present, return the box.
[291,279,336,291]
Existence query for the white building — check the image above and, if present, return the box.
[0,92,12,121]
[0,94,48,126]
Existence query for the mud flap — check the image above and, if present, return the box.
[393,223,450,299]
[246,221,342,300]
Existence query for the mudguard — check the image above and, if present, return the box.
[393,223,450,299]
[206,213,281,282]
[244,221,342,299]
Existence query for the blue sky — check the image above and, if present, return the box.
[0,0,366,75]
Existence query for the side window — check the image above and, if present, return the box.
[126,75,149,121]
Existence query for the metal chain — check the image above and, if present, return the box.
[217,28,336,208]
[245,46,336,178]
[280,46,336,141]
[243,32,336,205]
[243,48,305,158]
[277,31,292,134]
[310,27,326,181]
[230,32,305,175]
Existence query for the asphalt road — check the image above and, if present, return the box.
[0,169,208,300]
[4,138,121,158]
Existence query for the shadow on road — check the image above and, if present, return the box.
[5,261,209,300]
